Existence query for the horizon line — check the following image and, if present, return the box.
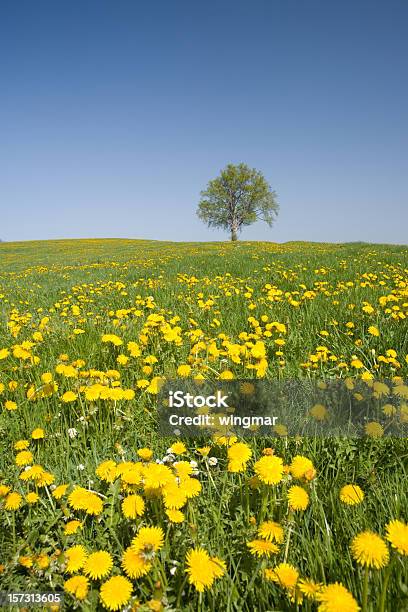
[1,237,407,247]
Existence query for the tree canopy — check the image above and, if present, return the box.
[197,163,279,241]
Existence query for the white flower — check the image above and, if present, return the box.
[208,457,218,466]
[68,428,78,439]
[77,464,85,471]
[189,460,198,468]
[170,566,177,576]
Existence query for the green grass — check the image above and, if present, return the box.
[0,239,407,611]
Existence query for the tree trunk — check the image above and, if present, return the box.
[231,228,238,241]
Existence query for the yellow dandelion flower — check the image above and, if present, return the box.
[214,435,238,447]
[20,465,44,482]
[210,556,227,579]
[254,455,284,485]
[173,461,193,479]
[146,376,165,394]
[122,547,152,578]
[316,582,359,612]
[65,545,87,573]
[99,575,132,611]
[185,547,225,592]
[19,555,33,568]
[4,491,23,510]
[116,354,129,365]
[36,471,55,487]
[166,508,185,523]
[400,404,408,423]
[265,563,299,589]
[290,455,315,480]
[31,428,45,440]
[177,364,191,377]
[298,578,323,600]
[64,520,82,535]
[364,421,384,438]
[4,400,17,411]
[68,487,103,515]
[393,384,408,399]
[373,382,389,397]
[61,391,77,403]
[131,526,164,559]
[102,334,123,346]
[382,403,397,417]
[170,441,187,455]
[52,484,69,500]
[247,539,279,557]
[273,423,288,436]
[122,494,145,519]
[385,520,408,556]
[14,439,30,450]
[15,450,33,466]
[351,359,364,369]
[96,460,118,483]
[288,486,309,511]
[351,531,389,568]
[137,447,153,461]
[219,370,234,379]
[310,404,328,421]
[240,382,255,395]
[340,484,364,506]
[258,521,284,543]
[0,484,11,496]
[163,483,188,509]
[147,599,162,611]
[84,551,113,580]
[182,477,202,499]
[26,492,39,504]
[35,554,50,569]
[82,491,103,515]
[143,463,173,489]
[84,384,102,401]
[118,461,144,486]
[227,442,252,472]
[64,575,89,601]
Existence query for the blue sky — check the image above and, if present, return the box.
[1,0,407,244]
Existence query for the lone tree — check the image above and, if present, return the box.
[197,163,279,241]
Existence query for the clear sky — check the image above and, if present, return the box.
[1,0,407,244]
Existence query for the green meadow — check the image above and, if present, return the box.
[0,239,407,611]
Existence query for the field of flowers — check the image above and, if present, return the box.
[0,238,408,612]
